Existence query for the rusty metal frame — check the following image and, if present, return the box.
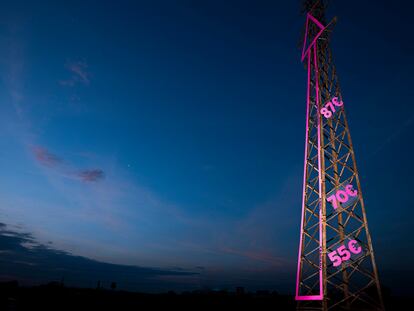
[295,1,385,310]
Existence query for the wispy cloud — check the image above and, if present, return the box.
[78,169,105,182]
[31,146,62,167]
[60,60,90,87]
[0,223,197,291]
[30,145,104,183]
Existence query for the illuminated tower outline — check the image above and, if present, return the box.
[295,1,385,310]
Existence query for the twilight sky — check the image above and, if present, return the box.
[0,0,413,294]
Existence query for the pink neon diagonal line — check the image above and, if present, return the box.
[295,47,311,301]
[308,13,325,29]
[295,37,324,303]
[301,13,326,62]
[314,42,324,299]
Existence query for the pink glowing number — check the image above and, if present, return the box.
[327,184,357,210]
[345,184,357,196]
[328,250,341,267]
[348,240,362,254]
[320,96,343,119]
[337,245,351,261]
[336,190,348,203]
[332,97,343,107]
[320,107,332,118]
[327,194,338,209]
[328,240,362,267]
[326,101,336,113]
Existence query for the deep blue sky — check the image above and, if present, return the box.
[0,0,413,294]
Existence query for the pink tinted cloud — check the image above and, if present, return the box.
[31,145,104,183]
[31,146,62,167]
[77,169,105,182]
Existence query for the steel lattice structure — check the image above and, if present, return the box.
[295,1,385,310]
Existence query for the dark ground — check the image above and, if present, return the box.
[0,281,409,310]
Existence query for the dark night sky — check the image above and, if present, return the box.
[0,0,413,295]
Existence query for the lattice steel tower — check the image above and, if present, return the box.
[295,1,385,310]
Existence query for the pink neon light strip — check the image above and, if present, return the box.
[315,42,324,299]
[301,13,326,62]
[308,13,325,30]
[295,47,312,301]
[295,25,324,302]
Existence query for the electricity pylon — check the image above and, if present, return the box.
[295,1,385,310]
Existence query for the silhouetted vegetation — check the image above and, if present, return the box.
[0,281,408,310]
